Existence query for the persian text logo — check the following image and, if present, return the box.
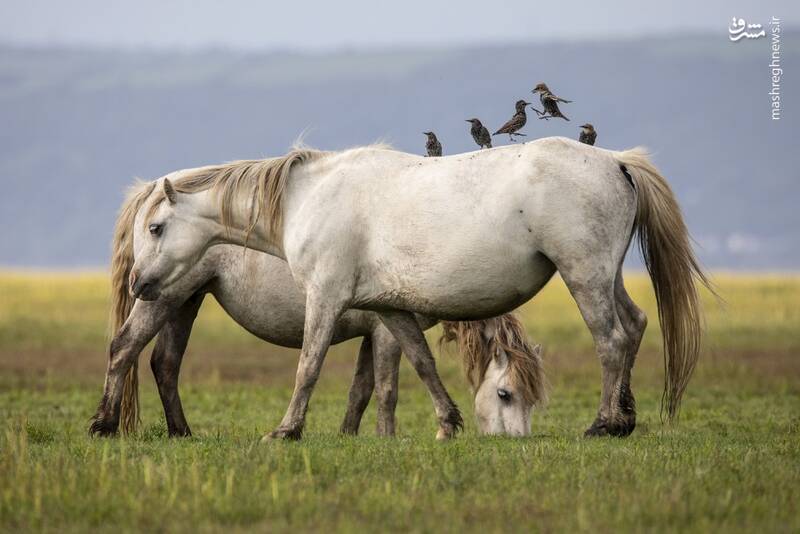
[729,17,766,41]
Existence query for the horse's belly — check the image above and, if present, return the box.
[210,248,371,347]
[358,251,556,320]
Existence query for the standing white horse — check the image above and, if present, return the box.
[112,137,709,440]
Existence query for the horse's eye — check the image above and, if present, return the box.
[149,223,163,236]
[497,388,512,402]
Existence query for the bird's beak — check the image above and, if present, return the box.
[465,119,471,122]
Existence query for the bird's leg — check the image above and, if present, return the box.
[531,106,544,116]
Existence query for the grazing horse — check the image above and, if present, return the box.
[101,137,710,440]
[90,186,546,437]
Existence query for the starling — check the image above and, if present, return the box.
[578,123,597,146]
[531,82,571,121]
[423,131,442,157]
[492,100,532,141]
[465,118,492,149]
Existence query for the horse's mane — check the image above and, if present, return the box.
[143,147,323,245]
[142,142,396,245]
[439,313,548,407]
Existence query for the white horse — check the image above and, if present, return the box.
[89,187,546,437]
[110,137,709,440]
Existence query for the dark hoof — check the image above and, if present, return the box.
[88,417,118,437]
[617,419,636,437]
[584,416,636,438]
[584,417,610,438]
[262,425,304,442]
[339,424,359,436]
[168,427,192,438]
[436,405,463,440]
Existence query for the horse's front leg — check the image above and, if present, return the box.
[265,292,345,441]
[377,311,462,440]
[339,336,375,435]
[150,293,205,437]
[89,300,173,436]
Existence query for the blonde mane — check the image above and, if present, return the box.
[144,147,325,245]
[439,313,547,407]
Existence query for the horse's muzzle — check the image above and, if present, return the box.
[130,276,160,301]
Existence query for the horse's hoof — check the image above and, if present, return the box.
[436,407,463,440]
[584,416,635,438]
[262,426,303,442]
[583,417,609,438]
[614,415,636,437]
[88,417,118,437]
[436,426,455,440]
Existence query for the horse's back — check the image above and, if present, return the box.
[287,139,629,318]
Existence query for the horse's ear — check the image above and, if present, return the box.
[532,344,543,357]
[163,178,178,205]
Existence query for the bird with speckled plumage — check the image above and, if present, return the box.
[492,100,532,141]
[579,124,597,145]
[423,131,442,156]
[531,82,572,121]
[465,118,492,149]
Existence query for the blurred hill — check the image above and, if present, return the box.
[0,34,797,269]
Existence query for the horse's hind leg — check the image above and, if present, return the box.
[340,336,375,435]
[150,293,205,437]
[613,269,648,436]
[559,265,632,437]
[89,300,173,436]
[371,325,402,437]
[377,311,462,440]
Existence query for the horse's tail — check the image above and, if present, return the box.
[110,181,156,434]
[614,148,713,421]
[439,313,547,407]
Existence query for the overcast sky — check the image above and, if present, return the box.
[1,0,797,51]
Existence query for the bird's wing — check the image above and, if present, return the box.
[493,115,522,135]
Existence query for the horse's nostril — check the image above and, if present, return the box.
[131,277,153,299]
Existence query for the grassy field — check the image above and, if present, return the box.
[0,273,798,532]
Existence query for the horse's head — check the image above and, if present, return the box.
[129,178,215,300]
[441,316,547,436]
[473,341,541,436]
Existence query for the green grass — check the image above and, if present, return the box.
[0,273,799,532]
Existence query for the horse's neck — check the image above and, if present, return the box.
[193,189,286,260]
